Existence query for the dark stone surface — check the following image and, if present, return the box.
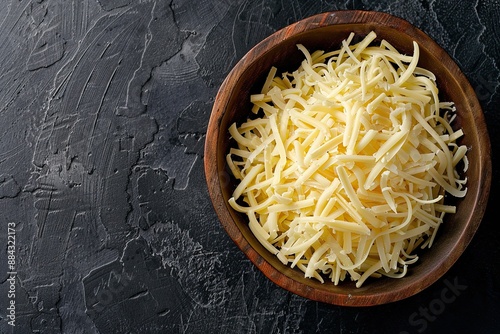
[0,0,498,333]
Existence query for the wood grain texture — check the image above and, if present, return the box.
[204,10,492,306]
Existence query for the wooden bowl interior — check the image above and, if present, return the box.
[206,11,491,306]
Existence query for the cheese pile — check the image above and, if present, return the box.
[227,31,468,287]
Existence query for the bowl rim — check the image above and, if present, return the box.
[204,10,492,306]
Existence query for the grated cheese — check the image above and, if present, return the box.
[227,32,468,287]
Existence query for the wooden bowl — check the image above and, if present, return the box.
[204,10,491,306]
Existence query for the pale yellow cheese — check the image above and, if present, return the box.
[227,32,467,287]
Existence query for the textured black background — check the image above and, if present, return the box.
[0,0,498,333]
